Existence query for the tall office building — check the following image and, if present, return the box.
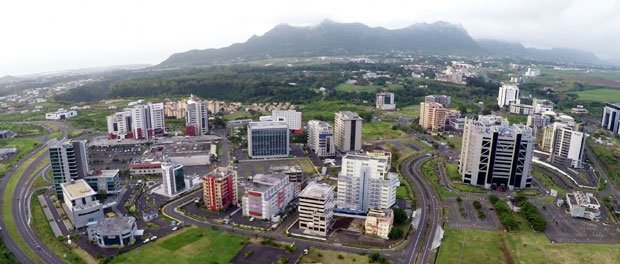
[161,162,185,196]
[241,173,295,221]
[459,116,534,190]
[497,83,520,108]
[106,110,133,139]
[601,103,620,135]
[337,152,400,212]
[131,102,165,139]
[419,101,448,132]
[376,92,396,110]
[298,183,335,237]
[203,167,238,211]
[307,120,335,157]
[541,115,576,152]
[272,110,302,131]
[107,101,165,140]
[424,95,451,106]
[48,139,90,198]
[186,98,208,136]
[334,111,363,152]
[247,121,289,159]
[541,115,585,168]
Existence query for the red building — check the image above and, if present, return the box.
[203,167,238,211]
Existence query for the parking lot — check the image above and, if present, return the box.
[88,144,146,171]
[539,202,620,243]
[445,197,502,230]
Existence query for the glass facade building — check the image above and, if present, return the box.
[247,121,289,159]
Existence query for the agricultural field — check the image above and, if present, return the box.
[438,227,620,264]
[109,227,248,264]
[571,88,620,102]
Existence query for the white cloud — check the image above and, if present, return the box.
[0,0,619,75]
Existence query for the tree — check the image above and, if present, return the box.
[388,227,404,239]
[359,111,373,122]
[393,207,408,224]
[488,195,499,204]
[472,200,482,210]
[500,214,519,231]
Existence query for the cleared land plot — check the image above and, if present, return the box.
[109,227,247,264]
[439,227,620,264]
[572,88,620,102]
[230,243,285,264]
[362,121,407,141]
[237,158,316,178]
[298,247,372,264]
[378,105,419,118]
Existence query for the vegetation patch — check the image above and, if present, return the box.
[362,121,407,140]
[572,88,620,102]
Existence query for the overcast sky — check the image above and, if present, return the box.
[1,0,619,76]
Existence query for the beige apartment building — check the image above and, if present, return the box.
[419,101,448,132]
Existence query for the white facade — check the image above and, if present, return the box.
[459,116,534,190]
[365,208,393,239]
[497,83,520,108]
[61,179,105,228]
[544,117,585,168]
[601,103,620,135]
[186,99,208,135]
[46,109,77,120]
[272,110,302,130]
[298,183,335,237]
[241,174,295,221]
[376,92,396,110]
[106,110,133,139]
[337,152,400,212]
[334,111,363,152]
[532,98,554,114]
[508,104,534,116]
[107,102,165,140]
[161,162,185,196]
[307,120,335,157]
[566,191,600,221]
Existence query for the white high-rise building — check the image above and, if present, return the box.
[541,115,585,168]
[334,111,363,152]
[459,116,534,190]
[337,152,400,212]
[307,120,335,157]
[161,162,185,196]
[107,101,165,140]
[186,98,208,135]
[298,183,335,237]
[272,110,302,130]
[106,110,133,139]
[376,92,396,110]
[497,83,520,108]
[601,103,620,135]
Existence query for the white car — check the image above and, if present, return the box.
[143,238,150,243]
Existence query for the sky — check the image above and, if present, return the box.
[1,0,619,76]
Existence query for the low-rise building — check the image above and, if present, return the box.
[571,106,589,115]
[203,167,238,211]
[0,130,16,138]
[365,208,394,239]
[61,179,105,228]
[269,165,303,183]
[84,169,121,195]
[298,183,335,237]
[46,109,77,120]
[87,217,138,248]
[509,104,534,116]
[566,191,600,221]
[241,173,295,221]
[376,92,396,110]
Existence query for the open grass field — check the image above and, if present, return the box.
[109,227,248,264]
[299,247,373,264]
[501,113,528,125]
[438,227,620,264]
[572,88,620,102]
[378,105,419,118]
[445,163,460,181]
[299,100,371,121]
[0,138,39,176]
[362,121,407,141]
[588,138,620,187]
[30,192,91,264]
[1,147,48,263]
[0,123,46,137]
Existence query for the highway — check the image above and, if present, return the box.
[0,121,69,264]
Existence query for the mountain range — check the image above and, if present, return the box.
[159,20,604,67]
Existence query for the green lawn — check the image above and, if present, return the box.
[109,227,248,264]
[445,163,460,181]
[299,100,370,121]
[378,105,419,118]
[421,158,456,199]
[572,88,620,102]
[362,122,407,141]
[501,113,528,125]
[0,123,46,137]
[396,185,410,199]
[299,247,373,264]
[1,147,48,263]
[438,227,620,264]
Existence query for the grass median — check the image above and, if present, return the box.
[2,147,48,263]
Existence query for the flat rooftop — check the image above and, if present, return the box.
[248,121,288,129]
[299,183,333,199]
[344,152,390,163]
[253,173,287,185]
[88,169,119,178]
[61,179,96,199]
[95,217,136,234]
[336,111,362,120]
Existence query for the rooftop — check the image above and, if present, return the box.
[205,167,236,179]
[252,173,288,186]
[299,183,334,199]
[344,152,391,163]
[87,169,119,178]
[248,121,288,129]
[336,111,362,120]
[95,217,136,234]
[61,179,97,200]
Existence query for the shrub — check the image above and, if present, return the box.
[393,208,408,224]
[388,227,404,239]
[338,255,345,259]
[472,200,482,210]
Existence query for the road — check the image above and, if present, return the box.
[0,121,69,264]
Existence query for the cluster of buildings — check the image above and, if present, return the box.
[246,102,296,113]
[419,95,459,133]
[434,61,478,84]
[164,96,242,118]
[45,108,78,120]
[106,100,166,140]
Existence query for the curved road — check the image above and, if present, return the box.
[0,121,69,264]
